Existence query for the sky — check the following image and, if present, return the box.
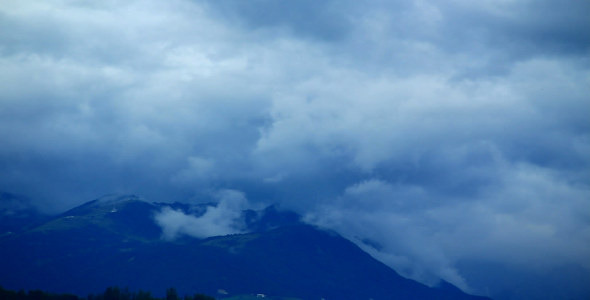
[1,0,589,298]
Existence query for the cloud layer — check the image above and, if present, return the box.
[1,0,589,298]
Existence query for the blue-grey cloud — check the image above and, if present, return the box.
[0,0,589,299]
[201,0,354,41]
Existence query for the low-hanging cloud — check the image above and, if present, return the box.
[154,190,249,240]
[1,0,589,299]
[305,162,590,291]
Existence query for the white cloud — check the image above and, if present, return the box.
[154,189,249,240]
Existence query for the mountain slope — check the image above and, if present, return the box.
[0,195,489,299]
[0,192,48,235]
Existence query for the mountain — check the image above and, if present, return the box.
[0,192,48,236]
[0,194,489,300]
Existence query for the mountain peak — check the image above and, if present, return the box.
[88,194,145,207]
[59,194,147,217]
[0,195,489,299]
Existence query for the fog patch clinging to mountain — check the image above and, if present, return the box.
[154,190,249,239]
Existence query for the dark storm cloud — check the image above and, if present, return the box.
[1,1,589,299]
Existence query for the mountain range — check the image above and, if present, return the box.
[0,193,489,299]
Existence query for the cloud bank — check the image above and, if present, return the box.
[1,0,589,298]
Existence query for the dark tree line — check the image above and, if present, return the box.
[0,286,214,300]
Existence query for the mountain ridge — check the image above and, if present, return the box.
[0,194,490,299]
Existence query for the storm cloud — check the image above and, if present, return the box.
[1,0,589,298]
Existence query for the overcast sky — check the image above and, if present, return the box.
[1,0,589,299]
